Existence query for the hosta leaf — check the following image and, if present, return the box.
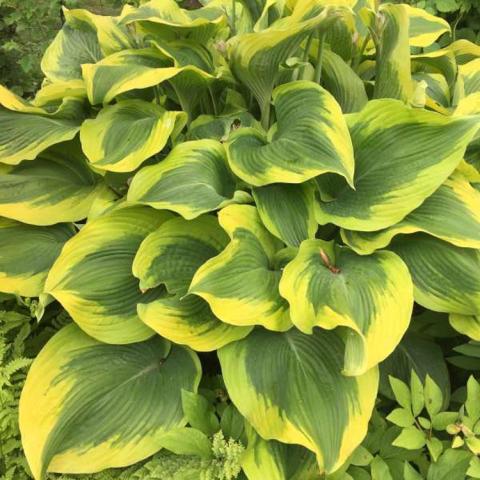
[0,141,105,226]
[449,314,480,341]
[374,4,412,103]
[218,328,379,474]
[128,140,249,219]
[45,206,173,344]
[459,59,480,97]
[242,426,320,480]
[412,48,457,89]
[227,81,354,186]
[64,8,134,56]
[391,234,480,315]
[406,5,450,48]
[20,324,201,479]
[252,182,317,247]
[451,39,480,65]
[0,220,75,297]
[33,80,87,107]
[316,100,480,231]
[342,174,480,254]
[80,100,186,173]
[189,204,291,331]
[228,2,343,121]
[82,48,214,106]
[279,239,413,375]
[41,22,102,83]
[134,215,252,350]
[0,86,84,165]
[120,0,226,42]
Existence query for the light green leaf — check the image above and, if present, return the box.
[424,375,443,418]
[389,377,411,411]
[279,239,413,375]
[189,205,291,331]
[342,173,480,254]
[252,182,317,247]
[391,234,480,315]
[227,81,354,186]
[432,412,459,430]
[181,390,219,437]
[370,456,393,480]
[128,140,249,219]
[218,328,379,474]
[349,446,373,467]
[410,371,425,418]
[45,205,173,344]
[449,313,480,341]
[392,427,425,450]
[426,438,443,462]
[158,428,212,458]
[19,324,201,479]
[80,100,186,173]
[386,408,415,428]
[0,141,105,226]
[404,462,423,480]
[0,86,83,166]
[466,376,480,424]
[0,219,74,297]
[316,100,480,231]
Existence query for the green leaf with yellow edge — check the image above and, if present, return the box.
[133,215,252,351]
[242,425,320,480]
[119,0,226,42]
[80,100,186,173]
[128,140,250,219]
[189,204,291,331]
[279,239,413,375]
[32,80,87,108]
[0,141,106,226]
[374,4,412,103]
[0,219,74,297]
[218,327,379,474]
[19,323,201,480]
[227,81,354,187]
[342,173,480,254]
[45,205,173,344]
[405,5,450,48]
[449,314,480,341]
[412,47,457,89]
[316,100,480,231]
[459,59,480,97]
[0,86,84,166]
[391,234,480,316]
[252,182,317,247]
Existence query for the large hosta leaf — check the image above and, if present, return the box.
[0,141,105,225]
[279,239,413,375]
[41,22,102,83]
[0,86,84,165]
[128,140,249,219]
[189,205,291,331]
[406,5,450,48]
[20,324,201,479]
[0,220,75,297]
[316,100,480,231]
[80,100,186,173]
[218,328,379,474]
[134,215,252,350]
[82,47,214,106]
[459,59,480,97]
[45,206,172,344]
[120,0,226,42]
[374,4,412,103]
[391,234,480,315]
[252,182,317,247]
[343,174,480,254]
[227,81,354,186]
[449,314,480,341]
[228,1,343,122]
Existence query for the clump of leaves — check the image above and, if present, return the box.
[0,0,480,479]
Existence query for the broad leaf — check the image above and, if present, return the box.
[45,206,173,344]
[279,239,413,375]
[406,5,450,48]
[218,328,379,474]
[80,100,186,173]
[0,141,105,225]
[316,99,479,231]
[391,234,480,315]
[128,140,250,220]
[189,204,291,331]
[20,324,201,479]
[449,314,480,341]
[0,220,75,297]
[0,86,83,165]
[227,81,354,186]
[342,173,480,254]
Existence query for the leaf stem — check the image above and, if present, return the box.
[260,98,271,131]
[314,30,326,85]
[299,31,315,79]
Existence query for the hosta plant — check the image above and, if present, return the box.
[1,0,480,478]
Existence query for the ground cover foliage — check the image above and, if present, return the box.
[1,0,480,478]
